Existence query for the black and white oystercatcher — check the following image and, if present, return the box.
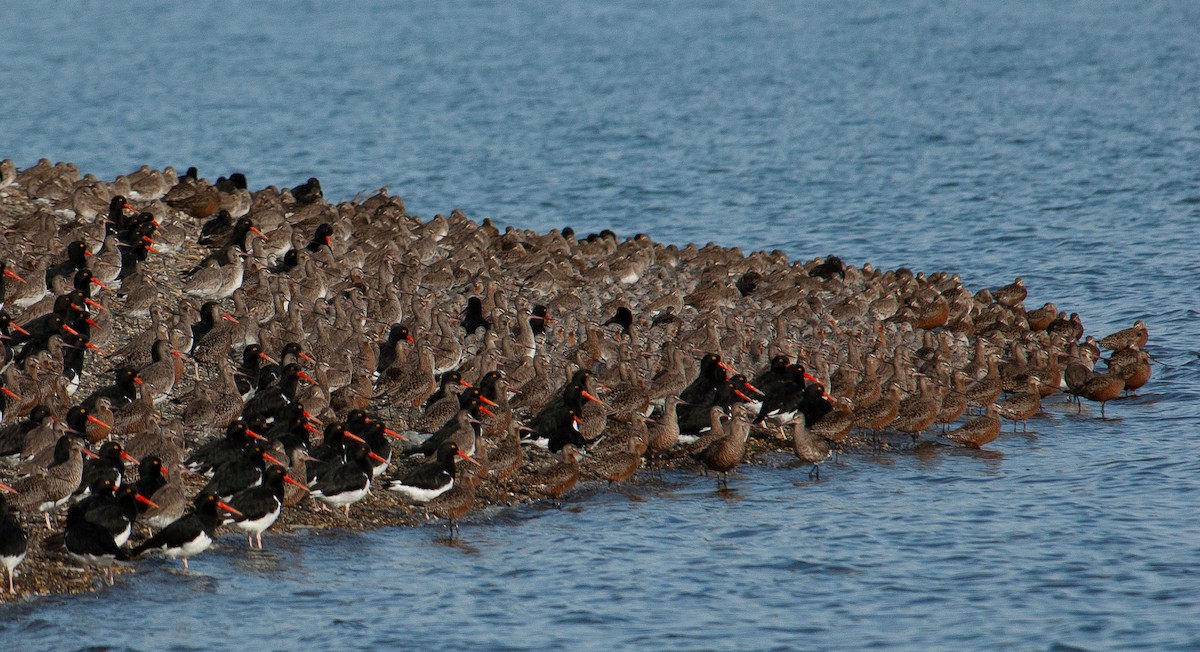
[387,441,479,504]
[309,440,383,517]
[0,484,27,594]
[225,465,308,549]
[133,492,242,571]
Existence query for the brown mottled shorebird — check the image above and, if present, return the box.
[183,248,245,301]
[136,339,184,404]
[164,174,221,218]
[851,355,882,406]
[945,404,1001,449]
[374,341,436,409]
[790,417,832,480]
[892,376,942,442]
[125,164,172,201]
[1047,312,1085,342]
[191,308,239,366]
[854,385,902,443]
[270,439,312,508]
[123,416,183,472]
[407,409,480,458]
[964,355,1002,411]
[141,474,187,532]
[208,362,246,431]
[935,373,970,432]
[11,435,97,528]
[993,277,1026,308]
[510,355,553,413]
[915,291,950,330]
[427,467,481,538]
[578,391,608,443]
[690,406,752,487]
[526,444,582,505]
[996,376,1042,431]
[1067,372,1125,418]
[646,346,690,405]
[1098,320,1148,351]
[85,396,114,444]
[1025,302,1057,331]
[588,438,642,485]
[486,423,525,483]
[809,399,854,447]
[645,395,685,456]
[410,381,468,434]
[1106,347,1151,394]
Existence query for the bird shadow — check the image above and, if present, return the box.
[713,485,744,503]
[227,547,285,576]
[153,567,220,593]
[431,532,480,554]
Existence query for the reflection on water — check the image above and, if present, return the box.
[226,548,287,577]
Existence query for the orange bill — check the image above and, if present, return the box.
[217,501,244,517]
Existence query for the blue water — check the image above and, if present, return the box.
[4,1,1200,649]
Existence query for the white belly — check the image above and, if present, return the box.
[166,531,213,559]
[235,505,281,535]
[315,485,368,506]
[388,479,451,503]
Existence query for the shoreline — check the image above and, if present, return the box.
[0,160,1142,604]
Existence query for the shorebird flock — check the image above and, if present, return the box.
[0,158,1151,595]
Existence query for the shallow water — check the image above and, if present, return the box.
[3,0,1200,649]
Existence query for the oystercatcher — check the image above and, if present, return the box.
[0,484,27,594]
[225,465,308,549]
[133,492,242,571]
[387,441,479,504]
[309,440,383,517]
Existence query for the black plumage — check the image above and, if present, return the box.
[184,421,264,475]
[75,441,133,496]
[80,367,142,411]
[64,501,127,585]
[0,489,28,593]
[198,443,279,500]
[460,296,490,335]
[529,304,550,336]
[291,177,323,205]
[132,493,240,570]
[602,306,633,336]
[45,240,90,290]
